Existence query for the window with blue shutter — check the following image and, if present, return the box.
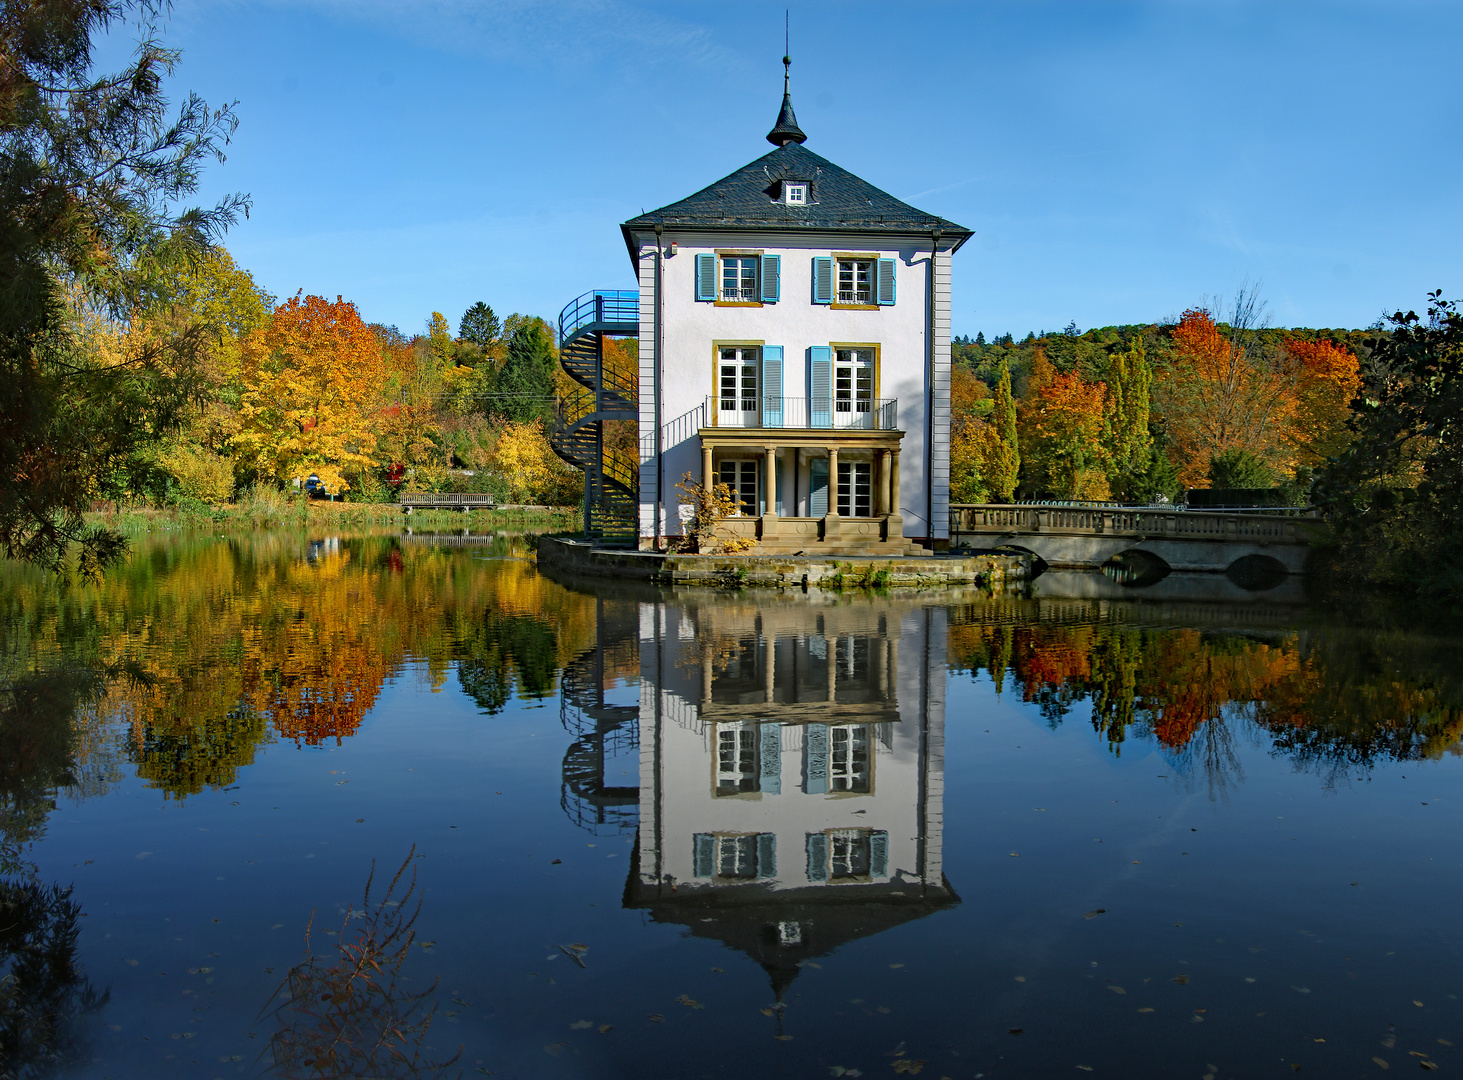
[812,256,834,304]
[876,258,897,305]
[805,833,829,883]
[809,458,828,518]
[760,255,780,303]
[693,833,714,878]
[869,831,889,877]
[756,833,777,879]
[695,254,717,302]
[759,722,782,795]
[804,722,829,794]
[761,346,783,428]
[809,345,832,427]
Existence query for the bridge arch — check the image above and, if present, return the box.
[1101,548,1172,588]
[1224,553,1290,592]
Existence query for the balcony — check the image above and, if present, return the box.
[703,397,898,431]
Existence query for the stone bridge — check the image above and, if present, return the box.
[950,504,1322,576]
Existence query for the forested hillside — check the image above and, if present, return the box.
[948,300,1375,502]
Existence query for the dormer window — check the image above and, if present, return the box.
[784,182,807,205]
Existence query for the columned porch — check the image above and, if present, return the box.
[696,426,925,556]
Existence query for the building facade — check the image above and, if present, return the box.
[557,65,972,553]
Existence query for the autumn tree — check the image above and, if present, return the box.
[232,295,387,494]
[1283,336,1360,469]
[978,359,1020,501]
[0,0,247,569]
[1158,296,1296,488]
[949,363,992,502]
[1018,349,1109,499]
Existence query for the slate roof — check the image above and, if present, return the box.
[620,142,972,249]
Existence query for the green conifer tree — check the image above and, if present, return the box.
[980,360,1021,501]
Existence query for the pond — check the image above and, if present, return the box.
[3,531,1463,1078]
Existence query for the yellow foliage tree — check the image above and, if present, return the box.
[233,295,387,494]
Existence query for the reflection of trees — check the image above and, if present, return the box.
[0,875,107,1077]
[950,615,1463,787]
[0,533,599,799]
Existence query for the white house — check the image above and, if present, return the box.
[624,595,957,995]
[590,64,972,554]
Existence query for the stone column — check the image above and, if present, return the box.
[761,445,778,539]
[763,631,775,705]
[824,446,840,540]
[702,443,714,492]
[889,449,903,519]
[877,449,891,517]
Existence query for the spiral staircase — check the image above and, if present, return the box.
[549,290,639,540]
[559,597,640,836]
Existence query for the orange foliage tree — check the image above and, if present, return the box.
[1282,337,1360,469]
[1160,308,1296,488]
[233,295,388,494]
[1018,349,1110,499]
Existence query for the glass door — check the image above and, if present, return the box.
[833,348,874,428]
[718,347,760,427]
[837,461,872,517]
[718,460,759,516]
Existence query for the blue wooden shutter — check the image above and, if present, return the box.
[812,257,833,304]
[876,258,897,305]
[805,832,829,883]
[759,722,781,795]
[804,722,829,794]
[760,255,780,302]
[756,833,777,879]
[809,345,832,427]
[761,346,783,428]
[696,254,717,301]
[869,831,889,877]
[693,833,714,878]
[809,458,828,518]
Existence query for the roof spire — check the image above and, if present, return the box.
[766,20,807,147]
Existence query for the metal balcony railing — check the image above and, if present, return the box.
[558,290,639,345]
[703,397,898,431]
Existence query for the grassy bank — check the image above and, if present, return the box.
[88,492,580,536]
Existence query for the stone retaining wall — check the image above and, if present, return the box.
[535,537,1030,590]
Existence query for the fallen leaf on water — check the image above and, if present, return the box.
[711,967,725,973]
[876,1006,891,1014]
[890,963,905,969]
[598,1024,612,1033]
[550,859,562,865]
[570,1020,593,1030]
[1421,1062,1438,1071]
[124,959,139,967]
[543,1043,566,1057]
[647,1014,664,1023]
[807,961,823,969]
[774,1034,793,1041]
[1137,1007,1155,1013]
[1084,910,1106,919]
[675,994,703,1010]
[760,1008,774,1017]
[1410,1052,1431,1059]
[1107,986,1126,995]
[1413,1000,1424,1007]
[1172,975,1189,985]
[1009,852,1020,858]
[1245,977,1257,983]
[1292,986,1312,994]
[1372,1058,1390,1070]
[891,1059,925,1075]
[1439,1039,1454,1047]
[1014,976,1026,983]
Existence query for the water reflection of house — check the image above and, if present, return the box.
[626,597,958,995]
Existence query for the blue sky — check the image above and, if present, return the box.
[142,0,1460,338]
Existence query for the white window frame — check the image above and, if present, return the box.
[828,828,872,880]
[834,348,875,418]
[718,347,760,427]
[784,182,807,205]
[829,724,871,792]
[718,459,759,516]
[836,259,873,304]
[720,256,759,302]
[837,461,873,518]
[716,722,760,794]
[715,833,758,878]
